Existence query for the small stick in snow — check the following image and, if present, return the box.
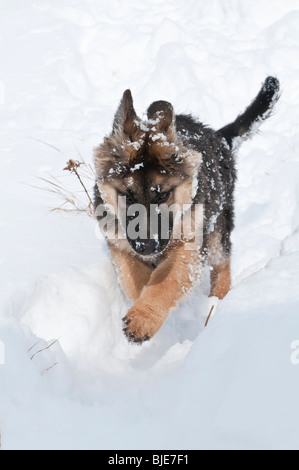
[41,362,59,375]
[205,304,215,328]
[27,340,40,353]
[30,339,58,361]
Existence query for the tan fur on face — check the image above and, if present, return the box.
[174,180,193,206]
[94,130,146,182]
[96,145,203,259]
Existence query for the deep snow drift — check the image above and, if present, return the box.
[1,0,299,450]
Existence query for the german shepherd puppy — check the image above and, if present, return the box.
[94,77,280,343]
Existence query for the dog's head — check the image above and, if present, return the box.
[94,90,202,256]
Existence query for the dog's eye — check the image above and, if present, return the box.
[117,190,127,198]
[157,191,170,202]
[117,189,134,204]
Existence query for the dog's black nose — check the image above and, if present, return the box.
[133,239,159,256]
[135,241,146,253]
[128,234,171,256]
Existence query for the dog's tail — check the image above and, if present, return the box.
[216,76,280,150]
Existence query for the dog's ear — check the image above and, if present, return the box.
[147,100,175,133]
[113,89,138,137]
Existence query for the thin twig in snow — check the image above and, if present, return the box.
[41,362,59,375]
[30,339,59,361]
[205,304,215,328]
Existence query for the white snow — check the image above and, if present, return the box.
[130,162,144,173]
[1,0,299,450]
[151,132,167,142]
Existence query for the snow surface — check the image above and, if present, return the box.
[1,0,299,450]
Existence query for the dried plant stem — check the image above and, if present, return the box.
[34,158,95,218]
[41,362,59,375]
[27,341,40,353]
[205,304,215,328]
[73,167,93,208]
[63,159,95,217]
[30,339,58,361]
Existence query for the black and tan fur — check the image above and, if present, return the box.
[94,77,280,343]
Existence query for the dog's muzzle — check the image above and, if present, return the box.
[126,208,173,256]
[128,236,171,256]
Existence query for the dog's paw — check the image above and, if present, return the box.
[122,305,161,344]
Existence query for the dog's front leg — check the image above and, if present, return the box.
[109,244,153,301]
[123,243,203,343]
